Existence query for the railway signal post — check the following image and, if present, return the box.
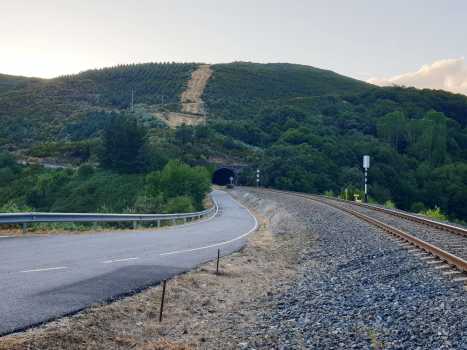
[363,155,370,203]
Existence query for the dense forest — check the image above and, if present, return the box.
[1,62,467,224]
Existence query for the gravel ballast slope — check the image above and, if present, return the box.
[229,188,467,350]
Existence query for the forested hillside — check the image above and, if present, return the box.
[0,62,197,143]
[0,74,44,93]
[1,61,467,224]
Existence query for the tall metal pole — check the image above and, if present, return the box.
[363,155,370,204]
[364,168,368,203]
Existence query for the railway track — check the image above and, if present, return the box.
[251,187,467,288]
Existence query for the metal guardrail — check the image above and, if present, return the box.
[0,194,216,233]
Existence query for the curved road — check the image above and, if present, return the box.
[0,190,257,335]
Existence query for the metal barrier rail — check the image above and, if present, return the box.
[0,194,216,233]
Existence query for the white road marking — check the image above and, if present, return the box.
[159,194,259,256]
[20,267,68,273]
[102,257,140,264]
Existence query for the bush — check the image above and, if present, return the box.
[410,201,425,213]
[77,163,95,177]
[419,206,447,221]
[0,201,34,213]
[226,184,234,189]
[133,195,163,214]
[384,200,396,208]
[145,160,211,208]
[163,196,195,214]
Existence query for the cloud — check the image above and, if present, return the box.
[367,58,467,96]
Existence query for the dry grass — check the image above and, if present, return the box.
[0,225,172,237]
[0,201,317,349]
[154,112,204,129]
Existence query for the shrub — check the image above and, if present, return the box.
[226,184,234,189]
[384,200,396,208]
[145,160,211,208]
[133,195,163,214]
[163,196,195,214]
[410,201,425,213]
[0,201,34,213]
[419,206,447,221]
[324,190,334,197]
[77,163,95,177]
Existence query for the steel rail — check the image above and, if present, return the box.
[252,188,467,273]
[306,192,467,237]
[0,195,215,225]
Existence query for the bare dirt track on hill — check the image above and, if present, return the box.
[155,65,212,129]
[181,65,212,115]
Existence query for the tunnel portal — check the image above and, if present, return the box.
[212,168,236,186]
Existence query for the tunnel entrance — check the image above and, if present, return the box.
[212,168,236,186]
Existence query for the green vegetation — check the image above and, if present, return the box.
[145,160,211,211]
[99,113,148,174]
[0,62,197,143]
[419,206,448,221]
[0,73,43,93]
[2,61,467,224]
[0,153,212,219]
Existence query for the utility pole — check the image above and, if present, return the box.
[363,156,370,203]
[131,90,134,111]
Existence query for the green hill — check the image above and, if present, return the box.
[2,62,467,223]
[203,62,372,120]
[0,73,44,93]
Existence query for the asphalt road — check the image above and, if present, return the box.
[0,190,258,335]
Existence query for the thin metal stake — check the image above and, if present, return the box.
[159,279,167,322]
[216,249,220,275]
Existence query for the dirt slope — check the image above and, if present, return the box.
[181,65,212,114]
[155,65,212,129]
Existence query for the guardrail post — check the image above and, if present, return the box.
[184,217,186,224]
[133,221,137,230]
[93,222,97,231]
[157,220,160,228]
[23,223,27,234]
[173,218,176,226]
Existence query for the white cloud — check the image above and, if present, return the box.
[367,58,467,96]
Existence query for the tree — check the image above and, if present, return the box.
[376,111,407,149]
[99,114,148,174]
[145,160,211,208]
[175,123,194,144]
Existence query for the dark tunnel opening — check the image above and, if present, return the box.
[212,168,236,186]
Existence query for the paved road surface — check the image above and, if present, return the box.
[0,190,257,335]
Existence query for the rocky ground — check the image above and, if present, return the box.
[230,188,467,350]
[2,187,467,349]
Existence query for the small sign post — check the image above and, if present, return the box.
[345,188,348,201]
[229,176,234,185]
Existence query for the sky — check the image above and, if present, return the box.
[1,0,466,95]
